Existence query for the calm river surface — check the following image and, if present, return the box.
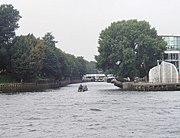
[0,82,180,138]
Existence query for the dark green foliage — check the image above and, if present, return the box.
[0,74,16,83]
[8,33,90,82]
[0,4,21,71]
[96,19,166,79]
[86,61,98,74]
[0,4,95,83]
[0,4,21,45]
[41,45,61,79]
[42,32,57,48]
[65,54,78,78]
[41,33,66,80]
[76,56,87,78]
[0,47,8,70]
[10,34,44,81]
[38,29,92,81]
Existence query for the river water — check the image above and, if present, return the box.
[0,82,180,138]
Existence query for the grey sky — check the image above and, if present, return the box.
[1,0,180,61]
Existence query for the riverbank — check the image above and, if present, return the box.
[114,81,180,91]
[0,79,82,92]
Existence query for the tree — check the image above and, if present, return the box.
[64,54,78,79]
[54,49,68,80]
[29,38,45,77]
[42,32,57,48]
[95,19,166,79]
[41,46,61,79]
[76,56,87,78]
[11,34,45,82]
[0,46,8,71]
[0,4,21,45]
[41,33,62,79]
[62,54,87,79]
[0,4,21,71]
[85,61,98,74]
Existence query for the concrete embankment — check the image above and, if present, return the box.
[114,81,180,91]
[0,79,82,92]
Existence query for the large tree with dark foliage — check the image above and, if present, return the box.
[0,4,21,71]
[41,33,63,79]
[11,34,45,81]
[96,19,166,79]
[0,4,97,83]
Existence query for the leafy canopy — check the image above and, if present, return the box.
[0,4,21,71]
[11,34,45,81]
[0,4,21,45]
[0,4,97,82]
[96,19,166,79]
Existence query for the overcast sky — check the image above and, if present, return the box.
[1,0,180,61]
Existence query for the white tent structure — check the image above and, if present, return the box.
[149,61,179,83]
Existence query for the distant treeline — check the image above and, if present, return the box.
[0,4,97,82]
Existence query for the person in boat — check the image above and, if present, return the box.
[83,85,88,91]
[78,84,83,92]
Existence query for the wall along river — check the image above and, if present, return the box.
[0,82,180,138]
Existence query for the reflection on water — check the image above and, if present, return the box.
[0,82,180,138]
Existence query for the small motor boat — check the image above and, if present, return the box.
[78,84,88,92]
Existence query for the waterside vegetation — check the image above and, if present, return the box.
[95,20,167,80]
[0,4,97,84]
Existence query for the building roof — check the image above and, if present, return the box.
[160,35,180,37]
[164,50,180,54]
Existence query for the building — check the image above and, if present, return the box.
[162,35,180,50]
[161,35,180,73]
[164,50,180,73]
